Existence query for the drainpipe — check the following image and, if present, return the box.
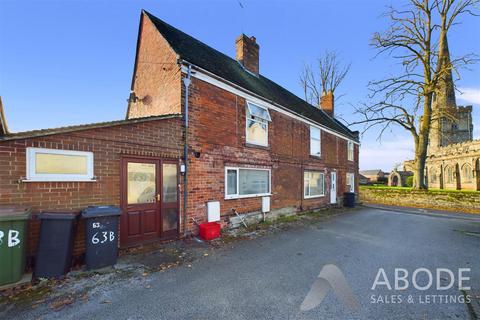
[182,64,192,237]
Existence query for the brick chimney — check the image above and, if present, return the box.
[236,34,259,75]
[320,90,334,117]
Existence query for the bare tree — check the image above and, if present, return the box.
[393,162,404,171]
[300,51,351,106]
[351,0,478,190]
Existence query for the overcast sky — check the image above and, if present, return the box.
[1,0,479,171]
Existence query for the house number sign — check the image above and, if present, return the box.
[91,222,115,245]
[0,229,21,247]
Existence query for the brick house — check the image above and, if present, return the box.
[0,10,359,263]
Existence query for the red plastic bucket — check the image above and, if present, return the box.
[199,222,221,241]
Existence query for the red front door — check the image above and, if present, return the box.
[120,157,179,246]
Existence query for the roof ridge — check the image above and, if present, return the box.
[143,10,325,111]
[143,10,358,141]
[145,11,319,110]
[143,10,239,67]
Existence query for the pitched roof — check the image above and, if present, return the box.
[143,10,358,142]
[0,114,181,141]
[359,169,383,176]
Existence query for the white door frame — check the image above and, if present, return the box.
[330,171,337,204]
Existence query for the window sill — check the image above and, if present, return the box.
[225,193,271,200]
[245,143,270,150]
[309,155,322,160]
[22,179,97,182]
[304,194,325,199]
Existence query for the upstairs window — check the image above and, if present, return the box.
[26,147,94,181]
[246,101,271,146]
[310,126,321,157]
[348,141,354,161]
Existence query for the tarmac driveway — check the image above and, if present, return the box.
[3,207,480,319]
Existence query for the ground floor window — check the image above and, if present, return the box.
[225,167,270,199]
[346,172,355,192]
[304,171,325,198]
[26,147,94,181]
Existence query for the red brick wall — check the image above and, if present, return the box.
[127,13,181,119]
[0,117,182,264]
[0,75,359,269]
[183,76,359,234]
[3,76,359,260]
[123,12,359,236]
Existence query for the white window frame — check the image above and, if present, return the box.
[224,166,271,199]
[310,126,321,157]
[346,172,355,192]
[26,147,95,182]
[347,141,354,161]
[304,170,325,199]
[246,101,271,121]
[246,101,271,147]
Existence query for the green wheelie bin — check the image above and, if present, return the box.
[0,205,31,286]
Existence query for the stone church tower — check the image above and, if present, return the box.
[403,32,479,191]
[428,32,474,154]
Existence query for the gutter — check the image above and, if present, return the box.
[182,64,192,237]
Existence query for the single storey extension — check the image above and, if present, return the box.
[0,114,182,260]
[0,10,360,263]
